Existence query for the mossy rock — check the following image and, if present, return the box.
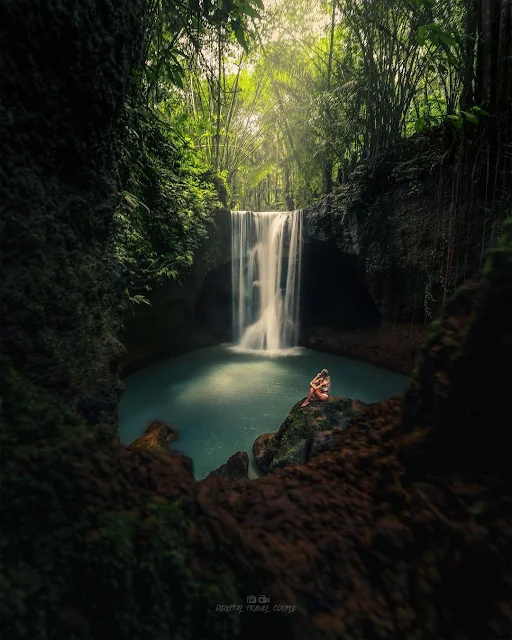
[254,396,368,473]
[129,419,179,451]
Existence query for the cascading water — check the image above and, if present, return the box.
[231,210,303,353]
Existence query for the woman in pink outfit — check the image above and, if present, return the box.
[301,368,330,407]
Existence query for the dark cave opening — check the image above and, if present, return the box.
[300,239,381,338]
[195,262,232,342]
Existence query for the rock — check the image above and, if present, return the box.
[308,430,338,458]
[128,419,179,452]
[254,396,368,474]
[206,451,249,480]
[252,433,279,474]
[121,208,231,375]
[303,322,427,376]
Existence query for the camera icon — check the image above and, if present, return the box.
[247,595,257,603]
[258,595,270,603]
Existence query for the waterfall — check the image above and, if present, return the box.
[231,210,303,353]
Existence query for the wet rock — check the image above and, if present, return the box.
[207,451,249,480]
[254,396,368,473]
[253,433,279,474]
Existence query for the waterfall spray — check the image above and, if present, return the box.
[231,210,302,353]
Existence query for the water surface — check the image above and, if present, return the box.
[119,345,409,479]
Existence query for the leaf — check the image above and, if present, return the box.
[429,32,439,46]
[232,23,248,52]
[253,0,264,8]
[172,71,184,89]
[471,106,491,117]
[461,110,479,124]
[439,33,457,47]
[414,116,425,132]
[242,5,260,18]
[447,114,463,129]
[417,25,427,46]
[124,194,137,209]
[438,32,456,48]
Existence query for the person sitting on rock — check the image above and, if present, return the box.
[301,369,330,407]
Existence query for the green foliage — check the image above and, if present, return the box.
[1,357,242,639]
[114,102,219,306]
[417,22,457,50]
[177,0,477,208]
[113,0,264,306]
[446,105,491,130]
[139,0,264,102]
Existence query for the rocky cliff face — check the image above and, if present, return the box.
[0,0,145,431]
[121,207,231,375]
[303,132,503,326]
[300,131,502,373]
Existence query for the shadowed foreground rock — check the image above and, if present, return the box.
[4,223,511,640]
[206,451,249,480]
[253,396,368,473]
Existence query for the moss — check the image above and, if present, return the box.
[268,397,367,472]
[1,363,242,639]
[0,2,241,637]
[79,499,242,639]
[0,0,145,432]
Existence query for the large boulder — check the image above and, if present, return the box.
[206,451,249,480]
[253,396,368,473]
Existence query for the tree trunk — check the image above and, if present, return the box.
[214,26,222,171]
[284,163,294,210]
[496,0,512,119]
[460,0,478,110]
[322,0,337,195]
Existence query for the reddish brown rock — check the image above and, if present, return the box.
[128,419,179,451]
[305,321,428,375]
[206,451,249,480]
[308,430,337,458]
[253,433,278,474]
